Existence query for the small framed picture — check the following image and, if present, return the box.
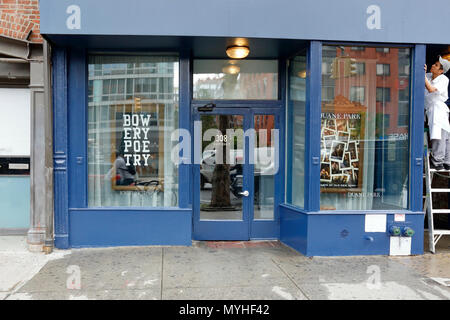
[348,141,358,161]
[338,131,350,144]
[330,141,346,162]
[326,119,336,131]
[323,135,336,150]
[331,174,350,186]
[336,119,348,132]
[320,163,332,182]
[352,168,359,182]
[331,161,340,174]
[340,152,352,170]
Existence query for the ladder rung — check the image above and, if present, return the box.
[430,188,450,192]
[432,230,450,235]
[430,209,450,214]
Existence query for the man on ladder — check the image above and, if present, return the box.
[425,56,450,170]
[424,55,450,253]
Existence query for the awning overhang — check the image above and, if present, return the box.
[40,0,450,45]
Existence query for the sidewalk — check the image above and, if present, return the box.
[0,236,449,300]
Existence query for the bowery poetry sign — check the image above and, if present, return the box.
[122,113,153,166]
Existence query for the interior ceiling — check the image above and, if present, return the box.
[426,44,450,65]
[45,34,307,59]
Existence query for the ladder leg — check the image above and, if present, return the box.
[424,131,436,253]
[427,205,436,253]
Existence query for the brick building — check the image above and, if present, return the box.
[0,0,42,43]
[0,0,52,252]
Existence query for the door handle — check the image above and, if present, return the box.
[238,190,249,197]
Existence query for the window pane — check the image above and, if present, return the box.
[193,60,278,100]
[376,88,391,102]
[88,55,179,207]
[287,54,306,207]
[254,114,276,220]
[320,46,411,210]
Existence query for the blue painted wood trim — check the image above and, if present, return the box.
[53,47,70,249]
[410,45,426,212]
[249,107,283,239]
[279,204,308,255]
[192,107,253,240]
[279,203,424,215]
[191,101,283,109]
[69,208,192,247]
[68,49,88,209]
[278,58,287,208]
[285,58,294,205]
[179,50,191,208]
[304,41,322,211]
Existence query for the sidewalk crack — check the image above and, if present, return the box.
[271,258,311,300]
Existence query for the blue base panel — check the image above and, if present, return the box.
[66,209,192,248]
[280,204,424,256]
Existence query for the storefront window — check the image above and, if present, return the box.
[286,54,307,207]
[320,45,411,210]
[88,55,179,207]
[193,60,278,100]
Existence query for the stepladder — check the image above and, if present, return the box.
[423,129,450,253]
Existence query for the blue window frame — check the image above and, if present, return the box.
[285,41,424,214]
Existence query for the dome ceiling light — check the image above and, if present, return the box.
[226,45,250,59]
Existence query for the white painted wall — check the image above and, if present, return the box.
[0,88,30,156]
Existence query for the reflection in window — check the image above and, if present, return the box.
[193,60,278,100]
[286,53,307,207]
[350,86,365,103]
[356,63,365,75]
[320,46,411,210]
[254,114,276,220]
[376,63,390,76]
[88,55,179,207]
[199,114,244,221]
[376,87,391,102]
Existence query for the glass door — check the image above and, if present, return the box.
[193,108,251,240]
[193,107,282,240]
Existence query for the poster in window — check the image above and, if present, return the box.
[109,98,164,191]
[320,95,366,192]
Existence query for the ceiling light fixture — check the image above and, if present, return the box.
[226,45,250,59]
[442,53,450,61]
[297,70,307,79]
[222,64,240,75]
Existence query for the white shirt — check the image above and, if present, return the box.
[425,73,450,139]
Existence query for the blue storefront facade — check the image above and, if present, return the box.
[39,0,450,256]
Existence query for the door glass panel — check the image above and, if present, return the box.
[254,115,276,220]
[200,114,244,220]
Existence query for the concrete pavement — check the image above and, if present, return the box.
[0,236,449,300]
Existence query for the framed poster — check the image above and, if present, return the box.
[320,95,366,193]
[109,98,165,192]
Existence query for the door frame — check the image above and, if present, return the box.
[191,104,284,240]
[192,106,252,240]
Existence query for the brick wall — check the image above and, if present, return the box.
[0,0,42,43]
